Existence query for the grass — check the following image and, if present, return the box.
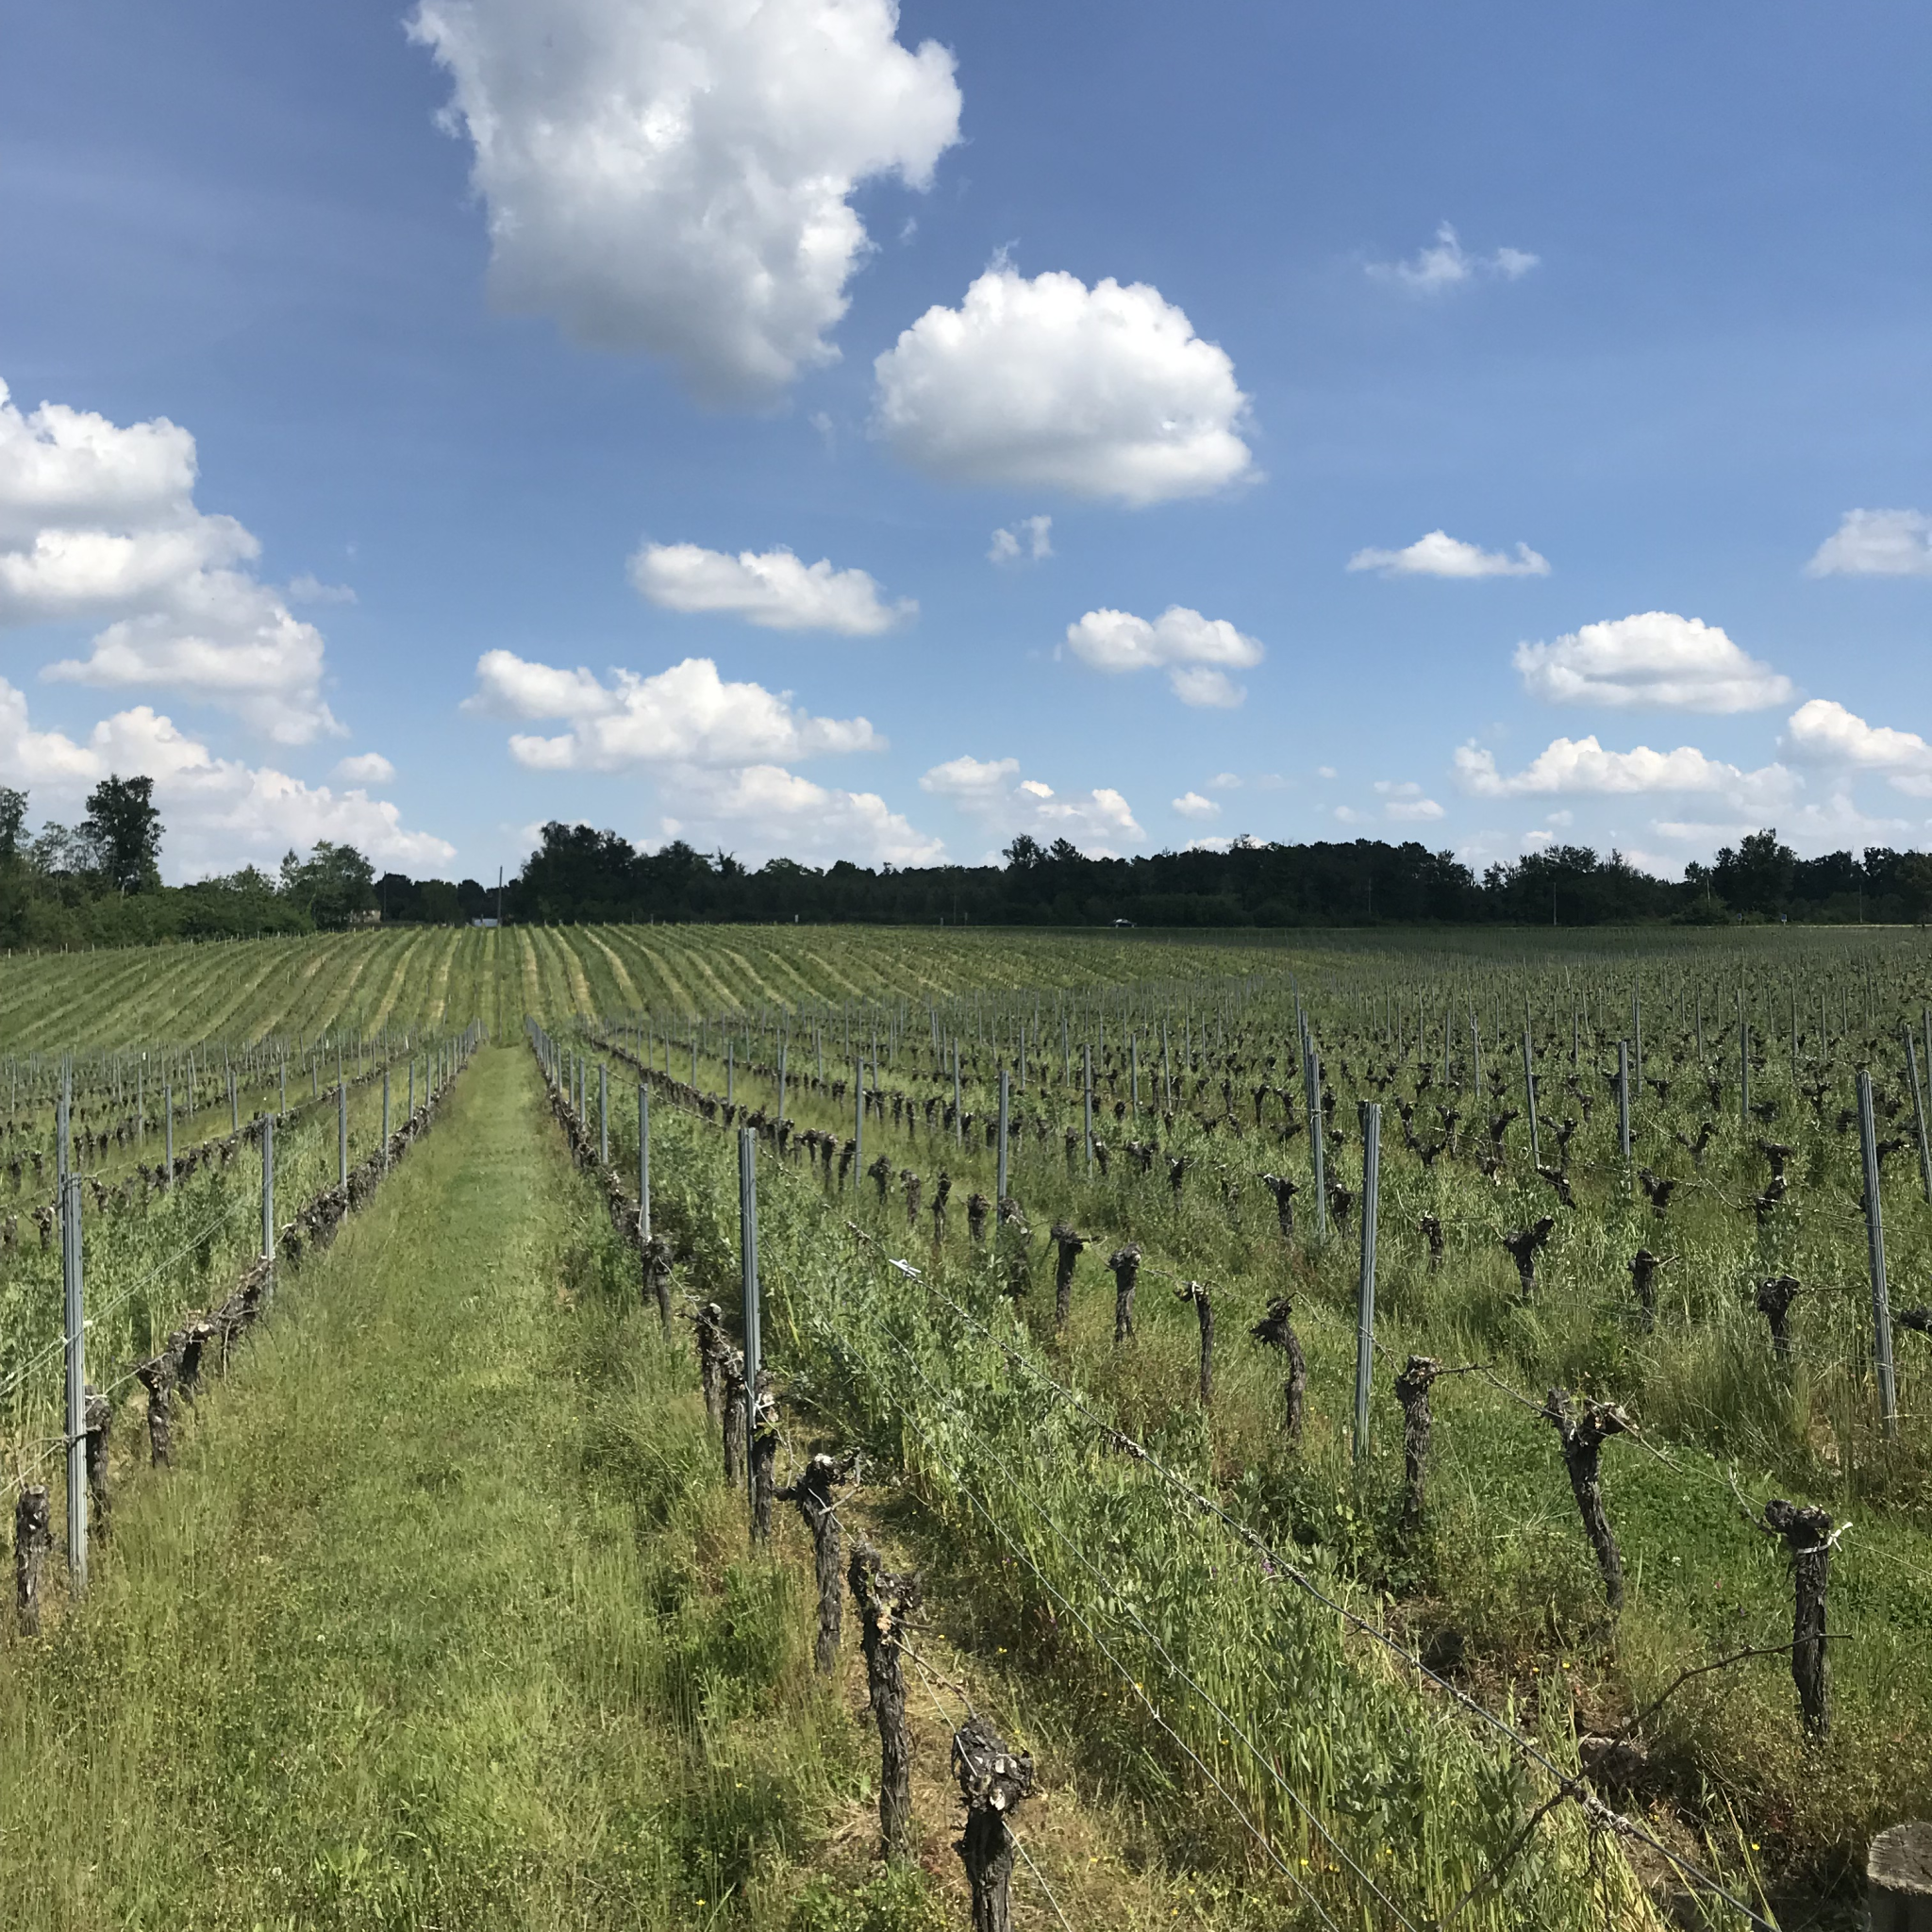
[0,1041,1289,1932]
[0,1046,875,1929]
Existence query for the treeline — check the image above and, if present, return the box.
[504,822,1932,928]
[6,771,1928,949]
[0,778,498,949]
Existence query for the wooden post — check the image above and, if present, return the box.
[1354,1102,1380,1465]
[164,1078,174,1187]
[1857,1069,1900,1438]
[853,1057,864,1186]
[1867,1823,1932,1931]
[738,1129,761,1506]
[1617,1040,1632,1167]
[338,1076,348,1189]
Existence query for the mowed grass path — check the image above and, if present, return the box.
[0,1047,842,1931]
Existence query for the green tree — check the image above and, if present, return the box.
[0,789,26,863]
[1712,828,1797,918]
[82,774,163,892]
[280,841,377,928]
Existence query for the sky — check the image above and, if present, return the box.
[4,0,1932,885]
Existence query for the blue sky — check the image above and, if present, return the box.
[4,0,1932,882]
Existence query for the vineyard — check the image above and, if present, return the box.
[0,922,1927,1928]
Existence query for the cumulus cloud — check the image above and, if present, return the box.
[1208,771,1241,791]
[0,379,341,743]
[1367,223,1539,294]
[921,752,1141,857]
[1782,697,1932,792]
[1373,779,1446,822]
[465,649,880,772]
[874,267,1255,506]
[334,751,396,785]
[1064,604,1263,707]
[628,541,912,634]
[658,763,941,867]
[1805,508,1932,578]
[0,679,451,877]
[1172,791,1219,821]
[1513,611,1792,713]
[1347,529,1549,578]
[988,514,1053,565]
[408,0,961,403]
[1455,734,1794,810]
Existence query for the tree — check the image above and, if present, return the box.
[280,841,377,928]
[0,789,26,863]
[1713,829,1796,918]
[1004,834,1044,869]
[82,774,162,892]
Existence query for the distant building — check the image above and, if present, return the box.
[470,917,500,928]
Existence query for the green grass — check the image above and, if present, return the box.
[0,1046,881,1930]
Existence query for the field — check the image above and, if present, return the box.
[0,921,1927,1929]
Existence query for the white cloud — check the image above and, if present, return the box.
[628,541,912,634]
[1513,611,1792,713]
[1208,771,1241,791]
[1654,791,1918,853]
[1184,835,1233,854]
[1348,529,1549,578]
[0,379,341,743]
[0,383,197,540]
[921,753,1141,857]
[1373,779,1445,823]
[1172,791,1219,821]
[873,266,1255,506]
[1806,508,1932,578]
[1167,666,1243,708]
[334,751,396,785]
[1315,765,1336,780]
[658,763,941,867]
[1064,604,1263,707]
[408,0,961,404]
[1455,735,1794,809]
[988,514,1053,565]
[0,679,451,877]
[1366,223,1539,294]
[1782,697,1932,792]
[465,649,880,771]
[288,574,357,605]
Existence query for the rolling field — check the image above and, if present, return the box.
[2,920,1929,1929]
